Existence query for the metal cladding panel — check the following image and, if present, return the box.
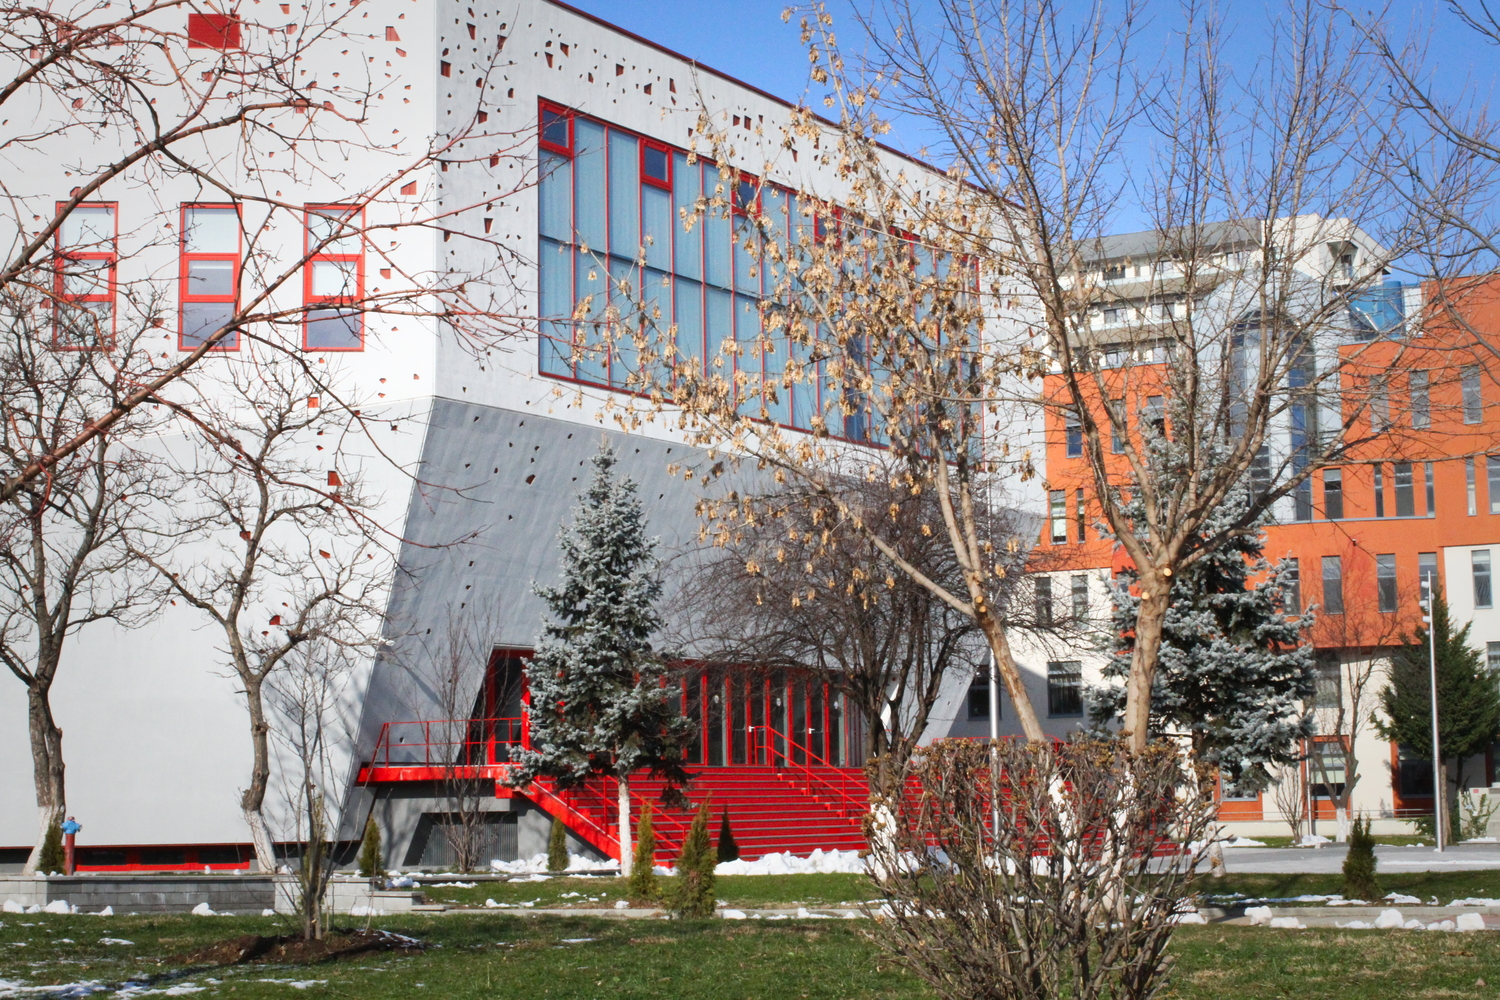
[343,398,724,821]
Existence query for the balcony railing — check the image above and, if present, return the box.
[363,717,524,777]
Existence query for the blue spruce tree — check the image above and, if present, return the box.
[1093,483,1315,794]
[509,446,694,876]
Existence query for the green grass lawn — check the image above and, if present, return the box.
[1247,834,1430,848]
[5,910,1500,999]
[419,872,877,909]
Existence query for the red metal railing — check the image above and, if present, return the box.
[752,724,868,817]
[364,717,524,772]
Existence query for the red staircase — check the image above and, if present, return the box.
[522,727,870,864]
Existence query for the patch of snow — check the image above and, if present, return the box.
[1268,916,1305,929]
[1226,837,1267,848]
[613,900,629,910]
[715,848,866,876]
[559,938,594,944]
[386,877,417,889]
[1337,920,1373,929]
[348,906,386,917]
[1426,919,1457,931]
[1293,834,1332,847]
[720,909,748,920]
[261,909,275,917]
[429,882,476,889]
[1,901,21,914]
[190,903,216,917]
[487,853,617,875]
[93,907,113,917]
[1245,905,1273,926]
[1403,918,1424,929]
[1175,912,1208,924]
[1384,893,1421,905]
[1462,837,1499,843]
[255,980,328,989]
[1374,909,1406,929]
[43,900,73,915]
[1450,898,1500,907]
[1457,913,1487,932]
[99,938,135,946]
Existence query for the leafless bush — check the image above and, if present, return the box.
[867,738,1214,1000]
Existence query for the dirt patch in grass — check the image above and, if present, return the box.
[174,929,423,967]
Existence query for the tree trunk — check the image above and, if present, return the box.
[22,683,65,875]
[240,676,278,872]
[617,774,633,878]
[1335,804,1350,843]
[980,619,1045,742]
[1123,584,1171,753]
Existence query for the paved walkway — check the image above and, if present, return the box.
[1223,843,1500,873]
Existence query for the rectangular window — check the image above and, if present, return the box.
[1285,558,1301,615]
[1374,463,1386,517]
[1419,552,1438,599]
[1464,365,1483,424]
[1075,488,1086,540]
[1489,457,1500,515]
[1064,409,1082,457]
[53,202,117,347]
[1474,550,1493,609]
[1488,643,1500,675]
[1425,461,1435,516]
[1323,468,1344,519]
[303,204,364,350]
[1411,370,1430,428]
[1252,446,1272,501]
[1470,458,1478,516]
[1315,657,1342,707]
[1377,553,1398,613]
[1144,395,1165,436]
[1394,462,1414,517]
[1034,576,1054,625]
[967,676,996,720]
[1109,399,1125,453]
[1311,739,1347,799]
[1322,555,1344,614]
[1049,490,1067,543]
[1047,661,1084,717]
[1371,375,1389,432]
[1397,745,1435,798]
[1071,574,1088,621]
[179,205,241,350]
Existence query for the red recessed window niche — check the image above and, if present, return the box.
[187,14,242,51]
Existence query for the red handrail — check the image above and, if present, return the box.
[751,724,868,817]
[367,717,524,769]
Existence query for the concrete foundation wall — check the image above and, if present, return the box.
[0,875,276,914]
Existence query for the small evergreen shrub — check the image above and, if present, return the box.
[356,817,384,879]
[716,808,740,863]
[629,802,660,902]
[1342,816,1381,902]
[36,821,64,874]
[547,815,569,873]
[672,800,717,918]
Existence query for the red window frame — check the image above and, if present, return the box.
[52,201,117,350]
[186,13,242,50]
[302,204,366,352]
[732,174,762,218]
[640,140,672,190]
[179,203,242,351]
[538,101,574,156]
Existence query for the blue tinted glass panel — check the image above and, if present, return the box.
[642,145,669,184]
[574,249,607,384]
[790,337,815,429]
[642,184,671,270]
[609,257,637,387]
[706,286,732,378]
[675,277,703,371]
[672,153,701,280]
[538,151,572,242]
[762,321,788,426]
[736,293,761,415]
[573,120,606,250]
[705,201,731,290]
[539,238,573,376]
[734,222,759,294]
[642,267,671,367]
[608,131,639,257]
[762,188,789,267]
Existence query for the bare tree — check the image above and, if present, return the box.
[0,285,161,871]
[800,0,1434,751]
[266,637,355,939]
[1272,759,1310,844]
[676,469,1050,811]
[0,2,536,503]
[136,355,387,872]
